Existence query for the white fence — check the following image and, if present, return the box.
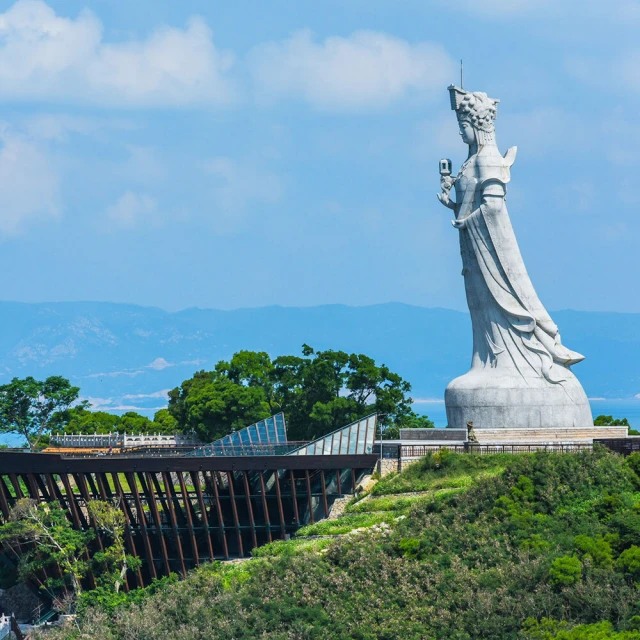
[51,433,201,449]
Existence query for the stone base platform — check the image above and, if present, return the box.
[473,426,628,445]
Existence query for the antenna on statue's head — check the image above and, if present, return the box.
[460,60,464,89]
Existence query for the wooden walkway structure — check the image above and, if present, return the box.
[0,450,377,587]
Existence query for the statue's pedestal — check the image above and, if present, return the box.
[445,369,594,431]
[472,426,628,445]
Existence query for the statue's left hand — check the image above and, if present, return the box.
[452,217,467,230]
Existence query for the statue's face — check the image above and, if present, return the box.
[459,121,476,145]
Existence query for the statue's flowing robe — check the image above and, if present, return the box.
[454,145,583,385]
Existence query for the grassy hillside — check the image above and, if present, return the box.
[39,448,640,639]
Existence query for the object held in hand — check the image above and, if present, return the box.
[439,158,452,177]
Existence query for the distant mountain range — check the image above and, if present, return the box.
[0,302,638,417]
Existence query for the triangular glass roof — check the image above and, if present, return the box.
[288,414,377,456]
[185,413,288,456]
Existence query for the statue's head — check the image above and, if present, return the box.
[448,85,499,146]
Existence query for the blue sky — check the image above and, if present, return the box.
[0,0,637,313]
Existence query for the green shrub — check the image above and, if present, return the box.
[574,535,613,569]
[522,618,640,639]
[295,512,392,537]
[549,555,582,587]
[617,545,640,581]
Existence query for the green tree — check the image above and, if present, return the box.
[153,409,178,432]
[52,407,121,435]
[617,545,640,582]
[0,376,81,450]
[382,412,436,440]
[0,498,94,609]
[549,555,582,587]
[167,346,417,442]
[88,500,140,594]
[168,369,271,442]
[51,407,178,437]
[594,415,630,427]
[271,345,413,440]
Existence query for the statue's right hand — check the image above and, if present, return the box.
[437,193,455,210]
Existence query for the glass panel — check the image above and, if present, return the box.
[364,419,375,453]
[348,427,357,454]
[266,417,277,443]
[323,437,332,455]
[340,432,349,454]
[257,422,267,442]
[331,434,340,454]
[357,420,367,454]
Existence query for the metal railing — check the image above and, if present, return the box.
[399,443,593,458]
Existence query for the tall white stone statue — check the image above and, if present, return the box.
[438,85,593,431]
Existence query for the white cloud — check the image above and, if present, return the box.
[122,389,171,400]
[104,190,156,229]
[0,128,59,235]
[248,29,455,111]
[0,0,235,107]
[147,357,172,371]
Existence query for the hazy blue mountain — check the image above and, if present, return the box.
[0,302,638,417]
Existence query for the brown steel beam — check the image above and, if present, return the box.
[125,472,157,582]
[23,474,40,500]
[111,473,143,588]
[176,471,200,567]
[289,470,299,526]
[273,471,286,539]
[0,476,11,519]
[259,472,272,543]
[33,474,50,501]
[305,470,314,525]
[95,473,110,500]
[141,472,171,577]
[0,451,378,475]
[8,474,23,499]
[191,471,214,564]
[74,473,104,552]
[242,472,257,549]
[336,468,342,495]
[226,472,244,557]
[60,474,83,528]
[161,472,187,576]
[60,473,96,589]
[320,471,329,518]
[208,471,229,559]
[87,473,101,497]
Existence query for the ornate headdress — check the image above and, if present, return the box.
[448,85,499,145]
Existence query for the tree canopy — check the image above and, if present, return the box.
[167,345,426,442]
[594,414,630,427]
[51,407,179,436]
[0,376,81,450]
